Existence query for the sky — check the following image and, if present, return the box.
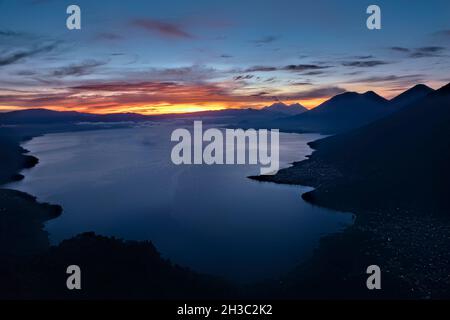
[0,0,449,114]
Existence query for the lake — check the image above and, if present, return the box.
[6,122,353,283]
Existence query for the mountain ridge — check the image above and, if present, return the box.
[262,102,308,115]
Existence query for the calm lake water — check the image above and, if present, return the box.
[7,122,353,283]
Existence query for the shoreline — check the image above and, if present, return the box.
[249,143,450,299]
[0,128,235,299]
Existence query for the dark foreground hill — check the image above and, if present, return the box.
[0,186,234,299]
[252,83,450,214]
[302,82,450,214]
[250,83,450,298]
[0,127,234,300]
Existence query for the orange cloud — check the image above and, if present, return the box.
[0,81,340,114]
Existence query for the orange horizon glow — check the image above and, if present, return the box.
[2,82,430,115]
[0,97,329,115]
[0,98,328,115]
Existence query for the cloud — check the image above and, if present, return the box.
[0,80,346,113]
[276,86,345,100]
[50,60,108,77]
[131,19,193,39]
[0,30,24,37]
[250,91,270,97]
[0,81,243,113]
[220,54,233,58]
[352,55,374,59]
[346,74,424,85]
[0,42,59,66]
[255,87,345,101]
[432,30,450,37]
[303,71,326,76]
[389,46,410,53]
[234,75,254,81]
[389,46,447,58]
[146,65,220,82]
[251,35,280,45]
[244,66,278,72]
[290,82,313,86]
[20,65,221,86]
[342,60,389,67]
[15,70,38,76]
[417,46,446,52]
[283,64,330,72]
[410,46,446,58]
[243,64,329,73]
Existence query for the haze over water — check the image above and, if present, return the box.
[7,122,353,282]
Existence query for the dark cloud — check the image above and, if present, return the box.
[250,92,270,97]
[131,19,193,39]
[283,64,330,72]
[349,55,374,60]
[342,60,389,67]
[0,42,59,66]
[274,86,346,100]
[410,46,446,58]
[290,82,313,86]
[147,65,219,82]
[50,60,107,77]
[389,47,410,52]
[243,64,329,73]
[251,35,279,45]
[303,71,327,76]
[234,75,254,81]
[0,30,24,37]
[220,54,233,58]
[417,46,446,52]
[244,66,278,72]
[390,46,447,58]
[432,30,450,37]
[15,70,38,76]
[347,74,424,84]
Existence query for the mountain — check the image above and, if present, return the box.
[0,108,259,125]
[0,107,294,127]
[303,82,450,214]
[273,91,391,133]
[389,84,434,109]
[0,108,152,124]
[0,109,88,124]
[262,102,308,115]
